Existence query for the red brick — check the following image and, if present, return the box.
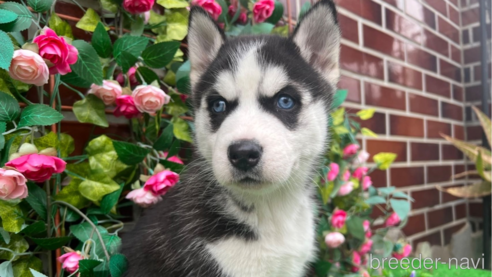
[388,61,423,90]
[428,165,452,183]
[363,25,405,60]
[414,231,442,247]
[391,167,424,187]
[390,115,424,137]
[364,82,406,110]
[338,75,361,104]
[441,102,463,121]
[442,144,464,160]
[427,120,451,138]
[425,75,450,98]
[334,0,382,25]
[341,45,384,80]
[402,214,426,236]
[386,9,423,44]
[412,188,440,209]
[339,13,359,44]
[406,45,437,72]
[423,29,448,56]
[438,16,459,43]
[428,207,453,229]
[409,94,439,117]
[367,140,407,162]
[411,142,440,161]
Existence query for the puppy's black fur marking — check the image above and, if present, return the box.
[258,85,302,130]
[122,158,257,276]
[206,91,239,132]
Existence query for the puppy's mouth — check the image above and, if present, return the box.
[238,177,261,184]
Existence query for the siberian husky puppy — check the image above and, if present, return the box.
[122,0,341,276]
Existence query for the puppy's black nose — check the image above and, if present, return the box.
[228,140,262,171]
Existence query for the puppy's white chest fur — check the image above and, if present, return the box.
[206,191,316,277]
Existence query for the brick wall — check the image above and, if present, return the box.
[325,0,489,248]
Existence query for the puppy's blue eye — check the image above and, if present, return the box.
[212,100,227,113]
[277,95,295,110]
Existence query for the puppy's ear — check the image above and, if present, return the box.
[290,0,341,84]
[188,7,225,87]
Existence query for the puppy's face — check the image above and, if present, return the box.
[187,1,341,193]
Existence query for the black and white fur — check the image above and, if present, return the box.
[121,1,341,276]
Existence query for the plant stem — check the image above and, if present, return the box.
[52,201,111,261]
[45,180,53,277]
[61,82,86,99]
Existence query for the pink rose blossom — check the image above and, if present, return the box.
[123,0,155,14]
[342,170,350,181]
[143,170,179,196]
[33,27,78,75]
[126,187,162,207]
[88,80,122,105]
[160,152,184,164]
[0,168,28,200]
[351,251,361,273]
[353,167,368,179]
[117,67,139,87]
[354,150,370,165]
[359,239,373,255]
[324,232,345,248]
[143,11,151,24]
[179,94,188,103]
[337,181,354,196]
[362,271,371,277]
[392,244,412,260]
[114,95,141,119]
[6,154,66,183]
[362,176,372,190]
[326,163,339,181]
[331,209,347,229]
[253,0,274,23]
[58,251,83,273]
[192,0,222,20]
[132,85,170,115]
[366,229,372,238]
[228,5,248,24]
[385,212,401,227]
[8,50,49,86]
[363,220,370,232]
[343,144,360,157]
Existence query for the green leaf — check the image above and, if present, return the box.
[0,2,32,32]
[73,95,108,127]
[361,127,378,138]
[0,9,17,24]
[0,234,28,261]
[472,106,492,148]
[79,259,102,276]
[113,140,150,165]
[109,254,128,277]
[157,0,188,9]
[27,0,53,13]
[331,89,347,109]
[313,259,332,277]
[61,71,92,88]
[131,16,144,36]
[159,159,184,173]
[346,216,365,240]
[76,8,107,32]
[48,13,74,39]
[100,183,123,214]
[373,152,397,170]
[18,104,63,127]
[154,123,174,151]
[391,191,414,201]
[102,233,121,255]
[20,221,46,236]
[251,23,275,34]
[0,91,20,122]
[167,138,181,158]
[166,94,188,116]
[0,31,14,71]
[298,2,311,20]
[13,256,43,277]
[79,177,120,202]
[365,196,386,205]
[29,269,48,277]
[0,261,13,277]
[54,178,90,209]
[171,116,192,142]
[118,51,138,73]
[176,75,190,94]
[113,36,148,66]
[30,237,72,250]
[34,132,74,158]
[136,67,159,84]
[266,1,283,24]
[176,60,190,82]
[85,135,129,178]
[357,108,376,120]
[0,227,9,243]
[378,187,395,196]
[70,222,108,244]
[24,182,47,221]
[0,201,24,232]
[142,41,181,68]
[100,0,118,12]
[92,22,113,58]
[390,199,411,221]
[71,40,103,86]
[271,25,288,37]
[159,9,188,41]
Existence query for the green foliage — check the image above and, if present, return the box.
[71,40,104,86]
[24,183,47,221]
[18,104,63,127]
[136,67,159,84]
[331,89,347,109]
[27,0,53,13]
[266,1,284,24]
[373,153,397,170]
[0,2,33,32]
[113,140,150,165]
[142,41,181,68]
[109,254,128,277]
[113,36,149,67]
[76,8,108,32]
[79,259,103,276]
[0,234,28,260]
[171,116,192,142]
[92,22,113,58]
[0,91,20,122]
[73,94,109,127]
[298,2,311,21]
[12,256,43,277]
[0,201,24,232]
[30,237,72,250]
[157,0,189,9]
[85,135,129,178]
[0,9,17,24]
[54,178,91,208]
[0,30,14,70]
[48,13,74,39]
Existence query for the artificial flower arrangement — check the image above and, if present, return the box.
[0,0,414,276]
[310,95,414,277]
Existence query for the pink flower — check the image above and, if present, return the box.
[385,212,401,227]
[363,220,370,232]
[88,80,122,105]
[366,229,372,238]
[342,170,350,181]
[143,170,179,196]
[123,0,155,14]
[33,27,78,75]
[326,163,339,181]
[58,251,83,273]
[143,11,151,24]
[114,95,141,119]
[362,176,372,190]
[160,152,184,164]
[353,167,368,179]
[354,150,370,165]
[0,168,28,200]
[351,251,361,273]
[343,144,360,157]
[6,154,66,183]
[324,232,345,248]
[228,5,248,24]
[192,0,222,21]
[126,187,162,207]
[392,244,412,260]
[331,209,347,229]
[132,85,170,115]
[337,181,354,196]
[359,239,373,255]
[117,67,139,87]
[253,0,274,23]
[8,50,49,86]
[179,94,188,103]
